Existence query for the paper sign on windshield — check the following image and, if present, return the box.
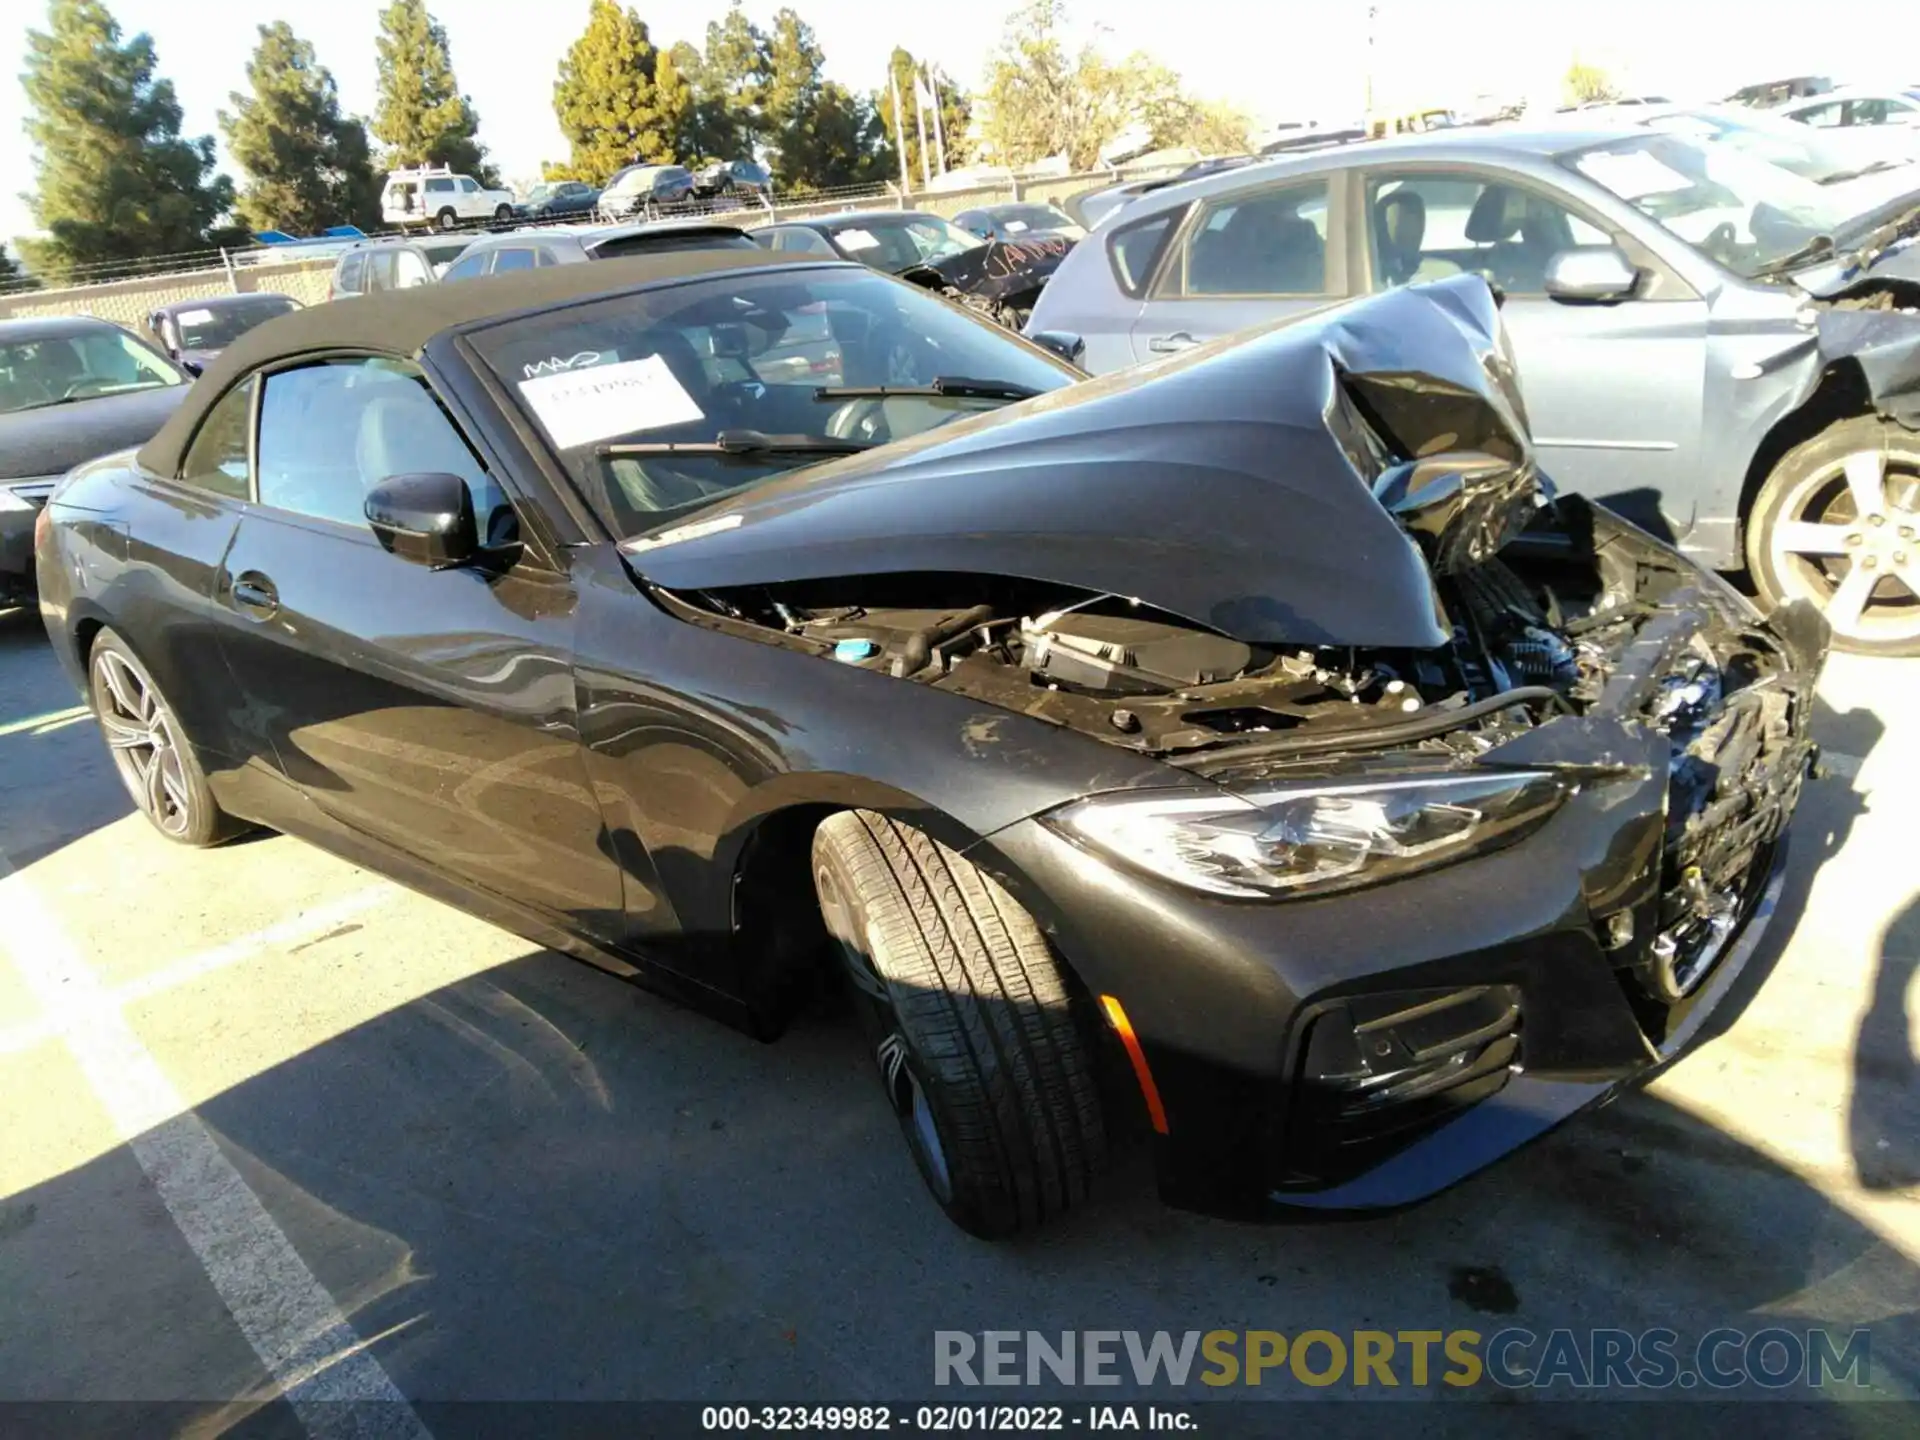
[1576,151,1695,200]
[835,228,880,252]
[176,308,214,325]
[517,353,705,449]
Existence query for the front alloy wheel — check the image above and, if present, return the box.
[89,630,241,847]
[1749,416,1920,656]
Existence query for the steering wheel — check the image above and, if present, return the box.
[825,398,891,443]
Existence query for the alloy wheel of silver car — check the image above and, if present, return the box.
[1765,446,1920,651]
[92,647,193,838]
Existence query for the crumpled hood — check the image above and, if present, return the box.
[625,273,1536,650]
[0,383,190,481]
[1795,234,1920,429]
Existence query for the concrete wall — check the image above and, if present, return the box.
[0,167,1172,327]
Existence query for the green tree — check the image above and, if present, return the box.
[19,0,234,280]
[373,0,492,179]
[755,9,888,192]
[978,0,1127,169]
[980,3,1245,169]
[697,1,770,158]
[877,47,971,183]
[551,0,686,184]
[220,22,380,235]
[1563,58,1621,107]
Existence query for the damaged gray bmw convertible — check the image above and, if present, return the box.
[36,251,1826,1236]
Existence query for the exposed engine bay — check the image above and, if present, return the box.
[654,494,1821,1009]
[633,272,1824,1015]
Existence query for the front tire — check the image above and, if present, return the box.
[89,630,243,847]
[812,811,1107,1238]
[493,204,512,224]
[1747,415,1920,656]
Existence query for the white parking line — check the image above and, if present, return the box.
[0,853,429,1439]
[0,885,395,1058]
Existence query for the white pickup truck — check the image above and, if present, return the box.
[381,166,516,230]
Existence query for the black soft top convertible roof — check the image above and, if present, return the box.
[138,248,827,477]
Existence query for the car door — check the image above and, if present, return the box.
[1358,163,1710,543]
[112,378,259,777]
[213,353,626,938]
[1127,172,1348,363]
[456,176,482,216]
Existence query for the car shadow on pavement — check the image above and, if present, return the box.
[2,930,1914,1424]
[1853,891,1919,1193]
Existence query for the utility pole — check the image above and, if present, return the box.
[927,64,948,176]
[1364,3,1377,117]
[889,64,912,196]
[913,72,932,187]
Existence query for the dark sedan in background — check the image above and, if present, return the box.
[754,209,1071,326]
[147,292,300,373]
[437,222,757,280]
[36,252,1823,1238]
[517,180,601,219]
[2,314,190,605]
[952,201,1086,243]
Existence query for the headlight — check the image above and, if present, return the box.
[1044,771,1570,900]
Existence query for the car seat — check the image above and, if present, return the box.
[1372,191,1465,285]
[1463,186,1567,291]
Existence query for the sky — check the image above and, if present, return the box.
[2,0,1913,249]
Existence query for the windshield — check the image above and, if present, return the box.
[988,204,1083,236]
[1561,132,1851,278]
[1642,109,1896,185]
[821,214,983,272]
[420,240,472,275]
[170,297,296,351]
[471,265,1074,535]
[0,329,182,414]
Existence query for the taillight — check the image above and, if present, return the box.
[33,502,52,554]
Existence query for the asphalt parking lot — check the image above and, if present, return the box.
[0,600,1916,1431]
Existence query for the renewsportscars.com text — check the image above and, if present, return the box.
[933,1327,1871,1391]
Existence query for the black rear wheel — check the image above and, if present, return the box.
[812,810,1107,1238]
[89,629,244,847]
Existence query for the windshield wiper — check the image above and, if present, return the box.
[596,428,877,459]
[1822,159,1900,185]
[1749,232,1836,278]
[813,375,1042,402]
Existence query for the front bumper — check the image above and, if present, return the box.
[970,578,1826,1220]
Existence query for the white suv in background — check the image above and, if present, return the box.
[381,166,516,230]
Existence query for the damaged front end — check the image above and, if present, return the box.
[622,272,1828,1210]
[900,233,1075,329]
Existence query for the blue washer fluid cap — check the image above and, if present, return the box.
[833,638,880,663]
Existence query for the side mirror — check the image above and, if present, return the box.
[364,471,479,569]
[179,358,204,377]
[1543,245,1640,303]
[1029,330,1086,368]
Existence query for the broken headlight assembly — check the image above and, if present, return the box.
[1045,770,1570,900]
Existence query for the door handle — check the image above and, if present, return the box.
[231,572,279,618]
[1148,331,1199,353]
